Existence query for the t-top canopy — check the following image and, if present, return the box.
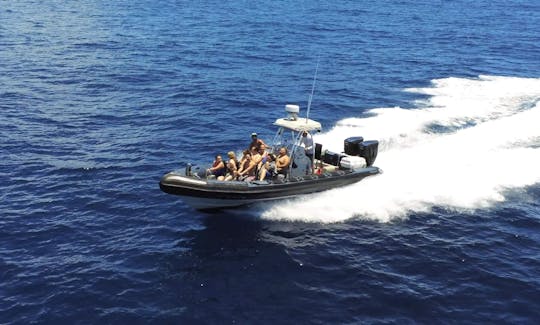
[273,117,322,132]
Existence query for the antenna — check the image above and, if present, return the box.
[306,56,320,122]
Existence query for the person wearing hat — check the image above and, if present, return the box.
[248,132,269,155]
[300,131,314,174]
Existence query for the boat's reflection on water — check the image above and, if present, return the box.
[165,203,330,269]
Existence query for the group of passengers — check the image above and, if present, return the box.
[206,133,290,182]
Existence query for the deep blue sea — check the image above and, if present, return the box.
[2,0,540,323]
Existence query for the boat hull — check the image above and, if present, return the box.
[159,167,380,209]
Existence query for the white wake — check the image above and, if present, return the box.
[261,75,540,223]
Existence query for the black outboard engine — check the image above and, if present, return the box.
[358,140,378,166]
[344,137,379,167]
[344,136,363,155]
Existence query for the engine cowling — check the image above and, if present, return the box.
[344,137,379,167]
[358,140,379,166]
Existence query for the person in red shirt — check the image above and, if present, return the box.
[206,155,226,178]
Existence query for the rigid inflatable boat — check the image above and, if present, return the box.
[159,104,381,209]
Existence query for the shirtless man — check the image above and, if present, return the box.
[249,133,269,154]
[276,147,290,176]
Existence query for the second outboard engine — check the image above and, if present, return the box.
[358,140,379,166]
[344,137,379,167]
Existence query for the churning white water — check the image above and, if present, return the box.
[261,76,540,223]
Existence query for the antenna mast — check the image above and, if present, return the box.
[306,57,320,122]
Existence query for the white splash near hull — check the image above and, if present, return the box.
[262,76,540,223]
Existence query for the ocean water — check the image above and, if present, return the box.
[1,0,540,323]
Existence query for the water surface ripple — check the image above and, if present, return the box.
[1,0,540,323]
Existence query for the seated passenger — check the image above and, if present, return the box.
[206,155,226,178]
[219,151,238,181]
[276,147,290,176]
[258,154,277,181]
[249,146,263,167]
[235,151,249,177]
[237,152,257,181]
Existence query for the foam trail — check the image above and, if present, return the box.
[262,76,540,223]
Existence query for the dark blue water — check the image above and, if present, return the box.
[2,0,540,323]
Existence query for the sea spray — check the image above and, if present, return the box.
[261,76,540,223]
